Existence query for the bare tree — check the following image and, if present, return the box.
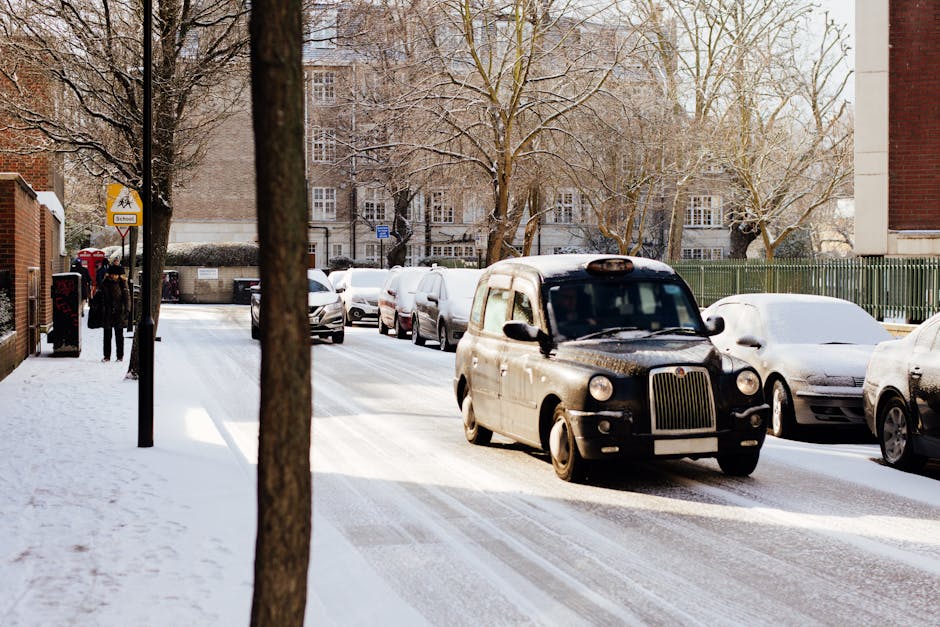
[0,0,248,376]
[381,0,633,264]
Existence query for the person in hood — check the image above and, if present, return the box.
[98,261,130,362]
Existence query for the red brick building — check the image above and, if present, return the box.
[856,1,940,256]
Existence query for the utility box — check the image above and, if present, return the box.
[232,278,260,305]
[49,272,81,356]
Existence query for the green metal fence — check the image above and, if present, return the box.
[670,258,940,324]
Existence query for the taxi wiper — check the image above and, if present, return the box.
[643,327,703,337]
[575,326,640,340]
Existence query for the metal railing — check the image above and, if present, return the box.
[670,257,940,324]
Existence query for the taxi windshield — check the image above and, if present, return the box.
[548,279,703,340]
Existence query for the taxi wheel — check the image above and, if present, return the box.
[549,404,586,483]
[878,397,927,472]
[378,317,389,335]
[251,322,259,340]
[462,394,492,445]
[717,450,760,476]
[770,379,797,439]
[332,329,345,344]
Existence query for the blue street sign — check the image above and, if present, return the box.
[376,225,390,239]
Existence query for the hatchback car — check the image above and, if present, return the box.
[863,312,940,471]
[413,267,484,351]
[337,268,389,325]
[454,254,769,482]
[703,294,892,439]
[250,268,345,343]
[378,266,431,338]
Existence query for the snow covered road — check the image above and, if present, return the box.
[162,304,940,626]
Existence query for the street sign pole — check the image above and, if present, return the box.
[138,0,154,448]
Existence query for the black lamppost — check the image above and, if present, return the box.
[138,0,154,448]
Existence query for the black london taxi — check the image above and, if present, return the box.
[453,254,770,482]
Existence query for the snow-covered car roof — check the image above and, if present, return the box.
[710,293,892,345]
[487,254,677,282]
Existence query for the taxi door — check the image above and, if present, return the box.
[499,279,544,447]
[466,274,513,433]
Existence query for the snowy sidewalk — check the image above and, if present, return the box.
[0,317,426,626]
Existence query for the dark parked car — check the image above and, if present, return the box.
[413,267,484,351]
[250,268,345,343]
[453,254,769,482]
[864,312,940,471]
[378,266,431,339]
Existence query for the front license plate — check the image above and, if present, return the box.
[654,437,718,456]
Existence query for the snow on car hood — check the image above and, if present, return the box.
[309,291,341,307]
[556,338,722,376]
[765,343,877,379]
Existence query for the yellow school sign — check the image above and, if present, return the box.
[106,183,143,227]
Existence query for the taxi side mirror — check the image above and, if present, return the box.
[503,321,552,354]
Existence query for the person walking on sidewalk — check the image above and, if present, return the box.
[98,261,130,362]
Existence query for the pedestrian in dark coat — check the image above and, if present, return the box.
[95,259,110,296]
[71,259,92,303]
[98,262,130,362]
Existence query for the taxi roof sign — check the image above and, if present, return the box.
[106,183,143,227]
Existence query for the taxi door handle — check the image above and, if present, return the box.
[911,365,922,379]
[471,356,479,368]
[500,364,508,377]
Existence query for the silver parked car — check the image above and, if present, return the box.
[250,269,345,343]
[412,267,484,351]
[703,294,892,439]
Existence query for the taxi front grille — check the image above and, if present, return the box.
[649,366,716,434]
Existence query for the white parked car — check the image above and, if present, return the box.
[703,293,892,439]
[336,268,390,325]
[250,268,345,343]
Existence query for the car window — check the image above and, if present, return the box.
[417,274,433,293]
[308,278,332,293]
[470,280,487,326]
[383,274,401,293]
[736,304,764,339]
[482,288,511,334]
[511,291,535,326]
[431,275,443,298]
[713,303,739,337]
[915,322,940,351]
[764,300,891,344]
[398,271,425,293]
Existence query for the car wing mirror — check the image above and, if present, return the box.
[503,321,552,354]
[335,286,345,293]
[249,285,260,293]
[736,334,763,349]
[703,315,725,336]
[427,294,439,303]
[387,289,397,298]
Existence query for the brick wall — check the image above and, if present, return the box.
[39,204,65,329]
[0,174,41,364]
[888,2,940,231]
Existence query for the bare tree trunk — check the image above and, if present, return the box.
[249,0,312,624]
[386,188,413,267]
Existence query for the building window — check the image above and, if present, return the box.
[429,190,454,223]
[310,187,336,220]
[311,71,335,104]
[681,247,724,260]
[332,243,343,258]
[305,8,337,50]
[430,245,476,259]
[552,190,578,224]
[405,194,423,222]
[361,187,387,221]
[365,243,380,262]
[307,243,317,255]
[311,127,335,163]
[686,195,722,227]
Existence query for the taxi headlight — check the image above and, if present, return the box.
[736,370,760,396]
[589,376,614,401]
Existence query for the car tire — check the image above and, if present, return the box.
[344,310,353,327]
[332,329,345,344]
[770,379,797,439]
[878,396,927,472]
[549,404,586,482]
[349,308,364,324]
[717,450,760,477]
[395,315,408,340]
[412,319,426,346]
[378,316,389,335]
[251,322,260,340]
[438,323,452,352]
[462,394,492,445]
